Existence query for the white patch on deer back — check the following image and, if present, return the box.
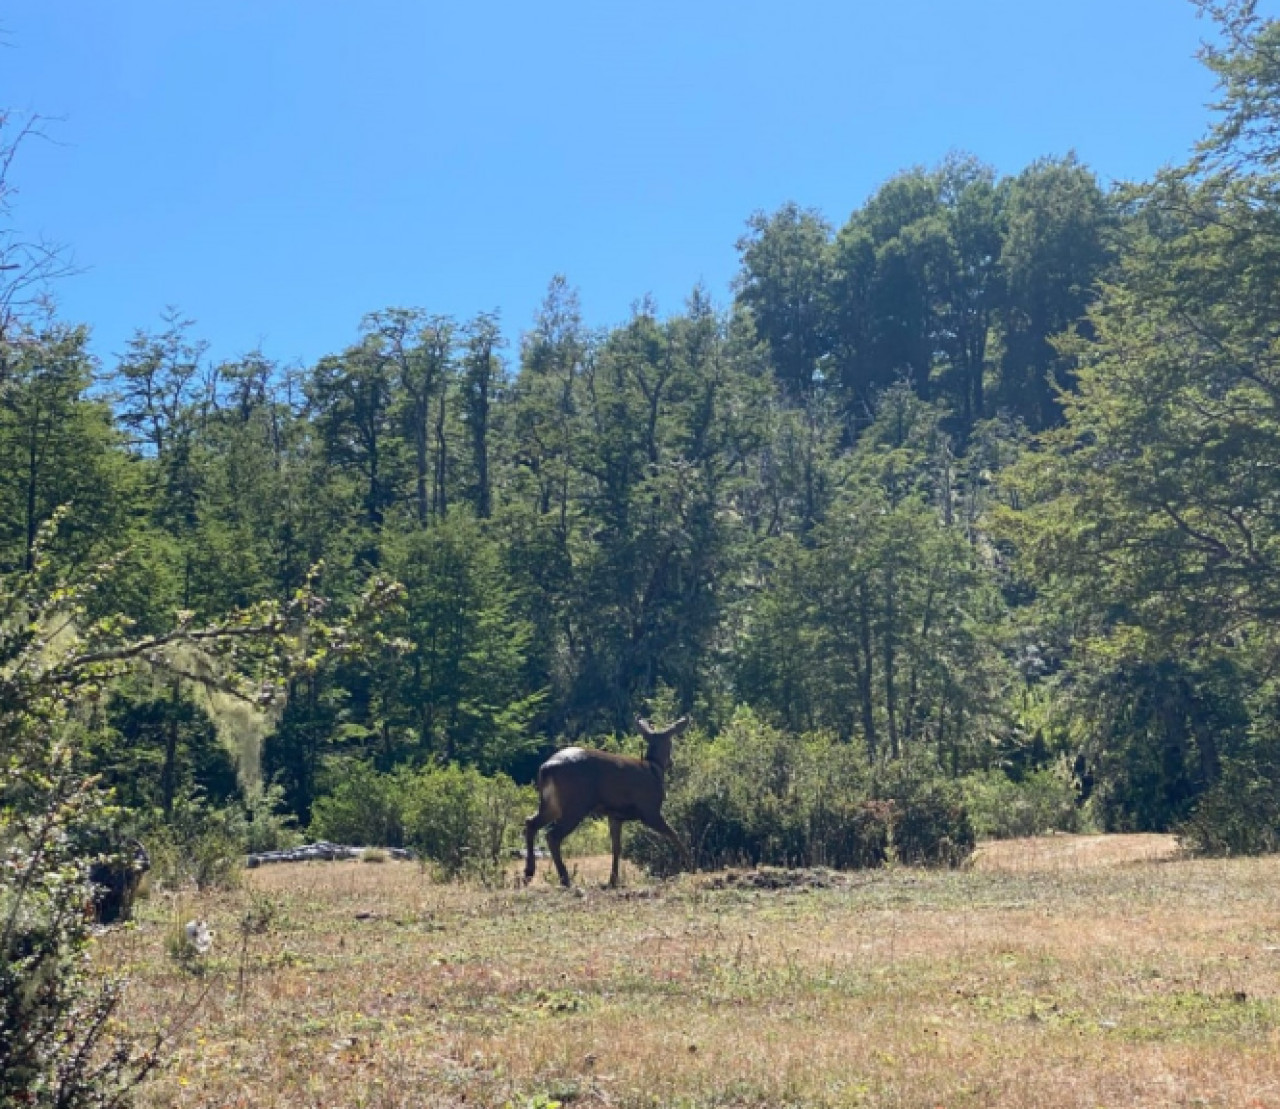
[544,746,589,767]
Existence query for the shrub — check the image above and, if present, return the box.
[401,765,483,876]
[626,711,980,874]
[403,765,533,877]
[1179,755,1280,857]
[810,799,893,869]
[309,763,407,848]
[892,782,975,867]
[626,708,891,874]
[960,764,1083,840]
[241,781,303,854]
[470,771,534,868]
[308,762,533,878]
[146,792,246,891]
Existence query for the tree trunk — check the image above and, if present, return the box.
[857,582,878,758]
[415,396,430,525]
[24,404,39,572]
[161,681,181,819]
[882,567,900,759]
[434,386,448,518]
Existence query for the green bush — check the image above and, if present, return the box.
[892,783,975,867]
[627,709,894,873]
[960,764,1083,840]
[404,765,533,876]
[146,792,247,891]
[309,761,533,878]
[1179,756,1280,857]
[242,781,304,854]
[309,763,407,848]
[810,798,893,869]
[470,771,535,868]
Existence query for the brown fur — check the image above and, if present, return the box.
[525,716,691,887]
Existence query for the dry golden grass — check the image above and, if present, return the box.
[104,841,1280,1108]
[971,833,1182,873]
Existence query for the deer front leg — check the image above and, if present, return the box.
[644,813,694,874]
[608,816,623,888]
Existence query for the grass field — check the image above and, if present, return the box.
[105,836,1280,1108]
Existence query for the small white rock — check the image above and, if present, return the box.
[185,919,214,955]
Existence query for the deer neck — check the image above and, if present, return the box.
[643,736,673,775]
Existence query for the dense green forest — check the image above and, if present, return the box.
[8,0,1280,875]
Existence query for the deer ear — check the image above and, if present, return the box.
[636,716,653,736]
[671,716,690,734]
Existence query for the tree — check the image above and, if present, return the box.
[998,3,1280,830]
[385,514,540,770]
[737,389,1009,763]
[308,335,402,559]
[995,155,1112,429]
[734,204,834,401]
[0,324,132,573]
[461,311,504,518]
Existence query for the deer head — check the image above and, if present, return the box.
[635,714,690,771]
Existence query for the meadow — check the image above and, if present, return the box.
[106,837,1280,1109]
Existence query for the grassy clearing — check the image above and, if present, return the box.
[105,843,1280,1108]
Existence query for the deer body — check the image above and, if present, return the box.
[525,716,691,887]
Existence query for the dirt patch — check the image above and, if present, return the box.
[971,833,1182,873]
[698,866,851,891]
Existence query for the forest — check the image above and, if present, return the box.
[8,1,1280,1100]
[5,11,1280,849]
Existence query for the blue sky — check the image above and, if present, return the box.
[2,2,1224,370]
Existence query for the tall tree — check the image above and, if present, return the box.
[462,311,504,519]
[0,324,130,573]
[735,203,834,401]
[996,155,1112,429]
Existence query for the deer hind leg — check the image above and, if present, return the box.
[545,806,590,888]
[608,816,623,889]
[545,825,571,887]
[525,777,566,883]
[524,810,546,882]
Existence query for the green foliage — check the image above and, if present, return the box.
[309,762,533,877]
[145,792,244,891]
[241,782,303,854]
[736,387,1012,763]
[385,514,542,769]
[1178,700,1280,856]
[402,764,530,877]
[0,323,137,574]
[1,731,160,1109]
[888,782,976,867]
[626,709,971,874]
[960,765,1084,840]
[309,762,407,848]
[1178,757,1280,857]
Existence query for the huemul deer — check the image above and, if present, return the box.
[524,715,692,888]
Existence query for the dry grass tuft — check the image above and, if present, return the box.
[102,837,1280,1108]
